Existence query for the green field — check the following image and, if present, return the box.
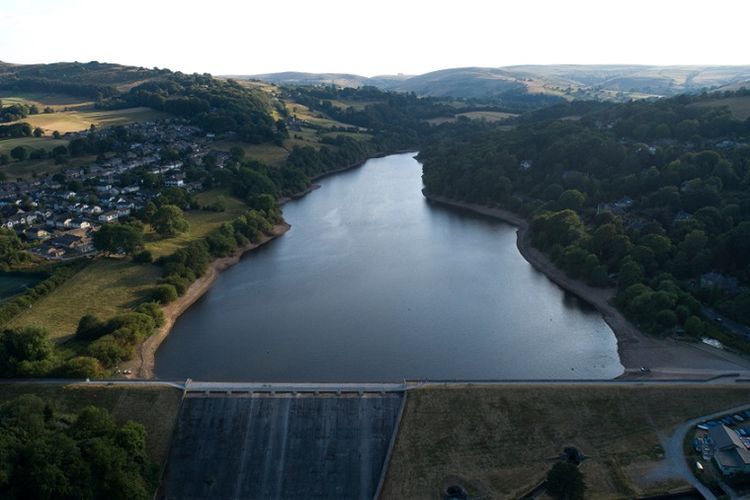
[0,384,182,465]
[382,385,750,499]
[692,96,750,120]
[0,153,96,180]
[7,258,161,339]
[0,136,69,155]
[213,140,290,166]
[12,106,167,134]
[145,190,248,257]
[0,91,92,111]
[324,99,383,111]
[427,110,518,125]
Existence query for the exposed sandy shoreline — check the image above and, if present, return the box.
[134,223,290,379]
[422,192,750,376]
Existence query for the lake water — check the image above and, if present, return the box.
[155,153,623,381]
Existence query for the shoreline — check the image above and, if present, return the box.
[133,149,413,378]
[133,223,291,379]
[422,191,750,375]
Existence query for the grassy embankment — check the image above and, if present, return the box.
[0,383,182,465]
[8,190,248,340]
[382,385,750,499]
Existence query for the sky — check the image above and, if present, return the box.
[1,0,748,76]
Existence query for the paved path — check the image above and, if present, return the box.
[664,403,750,500]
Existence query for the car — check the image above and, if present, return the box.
[740,429,749,437]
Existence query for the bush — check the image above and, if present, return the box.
[57,356,106,378]
[150,284,178,304]
[87,335,131,368]
[75,314,107,340]
[132,249,153,263]
[134,302,165,327]
[159,274,190,296]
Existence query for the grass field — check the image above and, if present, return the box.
[692,96,750,120]
[7,258,161,339]
[11,106,168,134]
[0,91,92,111]
[0,384,182,465]
[0,136,69,155]
[0,153,96,180]
[145,190,247,258]
[427,111,518,125]
[284,100,363,130]
[382,385,750,499]
[213,140,290,166]
[323,99,383,111]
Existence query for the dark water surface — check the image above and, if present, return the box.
[156,153,623,381]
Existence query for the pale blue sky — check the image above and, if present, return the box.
[1,0,748,76]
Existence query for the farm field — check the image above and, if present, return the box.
[323,98,383,111]
[426,110,518,125]
[12,106,167,134]
[691,95,750,120]
[0,91,92,111]
[0,384,182,465]
[382,385,750,499]
[284,100,363,130]
[145,189,248,258]
[213,140,290,166]
[0,136,69,155]
[0,153,95,179]
[7,258,161,339]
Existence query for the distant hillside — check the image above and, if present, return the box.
[235,71,410,90]
[241,65,750,102]
[0,61,168,92]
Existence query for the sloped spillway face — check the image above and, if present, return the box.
[161,393,403,499]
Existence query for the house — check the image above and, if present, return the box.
[98,211,119,223]
[70,218,91,229]
[25,227,50,241]
[165,174,185,187]
[709,425,750,475]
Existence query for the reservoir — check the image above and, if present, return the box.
[155,152,623,381]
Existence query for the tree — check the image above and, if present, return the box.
[32,127,44,137]
[93,223,144,255]
[546,462,585,499]
[558,189,586,211]
[685,315,705,337]
[152,205,189,237]
[10,146,27,162]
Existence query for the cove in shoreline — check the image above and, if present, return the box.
[422,191,750,376]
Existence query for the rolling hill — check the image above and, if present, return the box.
[240,65,750,101]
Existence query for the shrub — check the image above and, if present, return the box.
[75,314,107,340]
[57,356,105,378]
[87,335,130,368]
[150,284,178,304]
[132,249,153,263]
[134,302,164,327]
[159,274,190,296]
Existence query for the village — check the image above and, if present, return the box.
[0,119,230,259]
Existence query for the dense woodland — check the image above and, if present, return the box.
[0,395,157,499]
[420,90,750,341]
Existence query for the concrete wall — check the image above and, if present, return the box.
[160,393,403,500]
